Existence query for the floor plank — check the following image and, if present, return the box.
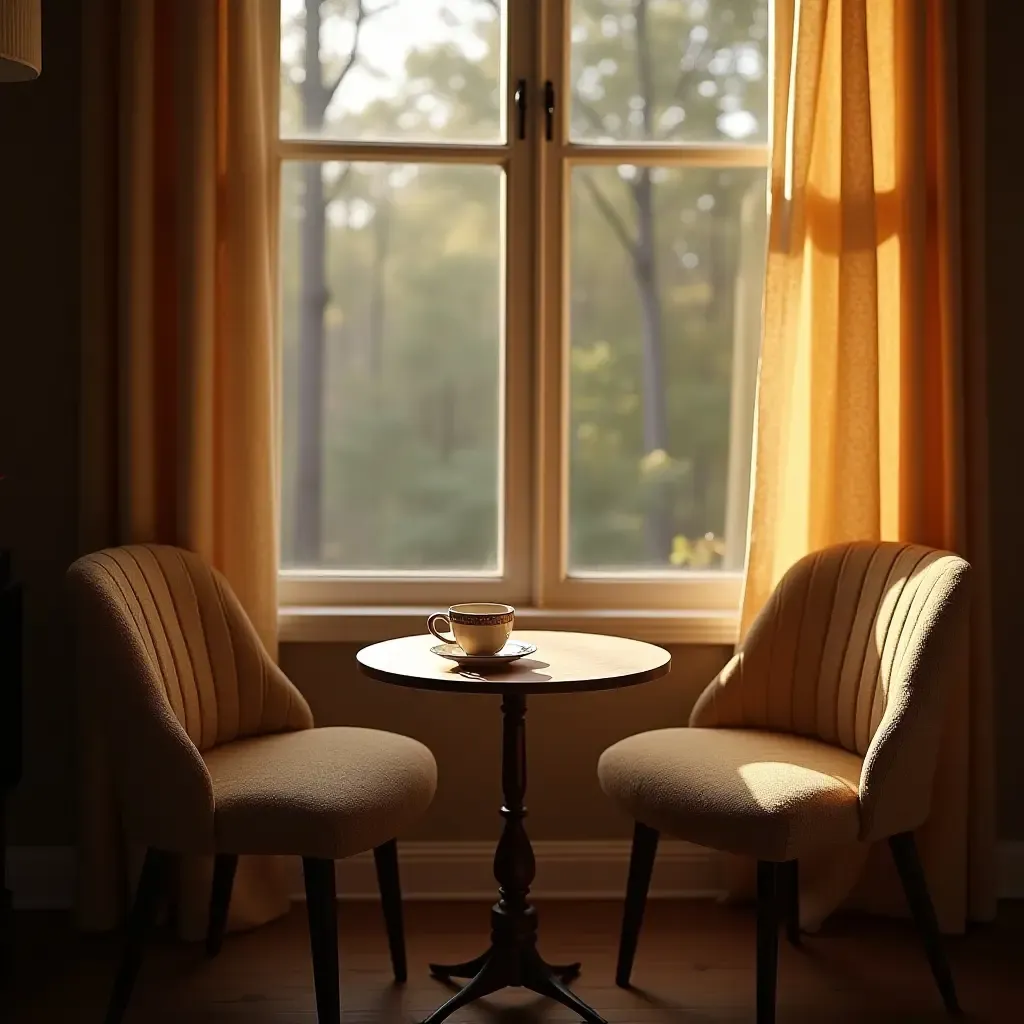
[6,899,1024,1022]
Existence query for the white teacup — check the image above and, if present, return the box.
[428,603,515,657]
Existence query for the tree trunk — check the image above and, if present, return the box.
[703,180,736,536]
[631,0,673,562]
[369,184,390,383]
[632,168,673,562]
[294,0,330,564]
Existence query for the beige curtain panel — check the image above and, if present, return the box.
[740,0,993,932]
[77,0,286,940]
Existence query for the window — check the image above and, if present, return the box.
[276,0,770,624]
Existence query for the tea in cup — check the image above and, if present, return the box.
[428,603,514,656]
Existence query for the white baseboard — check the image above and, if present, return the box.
[8,840,1024,910]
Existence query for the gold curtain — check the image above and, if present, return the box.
[740,0,993,932]
[77,0,290,940]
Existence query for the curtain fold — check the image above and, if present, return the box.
[740,0,994,932]
[78,0,289,940]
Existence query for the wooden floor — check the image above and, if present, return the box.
[6,899,1024,1023]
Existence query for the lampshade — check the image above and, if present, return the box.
[0,0,41,82]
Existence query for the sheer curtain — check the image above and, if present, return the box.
[740,0,994,931]
[78,0,289,940]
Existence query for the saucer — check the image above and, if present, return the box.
[430,640,538,669]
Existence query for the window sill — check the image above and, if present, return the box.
[278,605,740,646]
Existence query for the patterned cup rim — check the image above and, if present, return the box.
[449,603,515,626]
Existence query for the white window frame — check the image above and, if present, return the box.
[276,0,769,643]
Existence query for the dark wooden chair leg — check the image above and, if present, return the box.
[615,821,659,988]
[205,853,238,957]
[756,861,779,1024]
[104,848,172,1024]
[888,831,961,1014]
[372,839,408,983]
[303,857,341,1024]
[780,859,800,946]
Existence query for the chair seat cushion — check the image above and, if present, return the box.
[598,728,863,861]
[203,727,437,859]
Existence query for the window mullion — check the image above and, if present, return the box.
[534,0,570,609]
[495,0,538,605]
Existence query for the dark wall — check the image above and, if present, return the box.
[986,2,1024,840]
[1,0,1021,845]
[0,0,82,843]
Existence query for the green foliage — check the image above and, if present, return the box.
[279,0,769,573]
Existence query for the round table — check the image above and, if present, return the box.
[356,630,672,1024]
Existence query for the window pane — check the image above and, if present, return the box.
[280,161,504,572]
[570,0,770,145]
[280,0,506,144]
[568,164,767,573]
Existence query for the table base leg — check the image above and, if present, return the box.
[431,949,580,984]
[544,959,583,982]
[428,949,491,980]
[421,955,505,1024]
[423,941,604,1024]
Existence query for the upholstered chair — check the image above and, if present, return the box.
[68,545,438,1024]
[598,542,969,1024]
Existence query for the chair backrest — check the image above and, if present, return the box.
[68,544,313,848]
[690,542,970,839]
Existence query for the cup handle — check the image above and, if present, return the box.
[427,613,454,644]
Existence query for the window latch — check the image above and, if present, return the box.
[514,78,527,140]
[544,80,556,141]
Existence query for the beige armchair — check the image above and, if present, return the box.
[598,541,969,1024]
[68,545,438,1024]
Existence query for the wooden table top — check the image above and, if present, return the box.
[356,630,672,695]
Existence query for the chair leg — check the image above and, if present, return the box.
[205,854,238,957]
[104,848,172,1024]
[779,859,801,946]
[373,839,407,983]
[888,831,960,1014]
[303,857,341,1024]
[615,821,659,988]
[756,861,779,1024]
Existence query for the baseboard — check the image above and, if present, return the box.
[5,840,718,910]
[8,840,1024,910]
[306,839,721,902]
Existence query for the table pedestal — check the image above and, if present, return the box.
[422,693,606,1024]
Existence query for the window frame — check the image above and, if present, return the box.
[276,0,538,611]
[535,0,767,614]
[275,0,769,630]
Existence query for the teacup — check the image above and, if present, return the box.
[428,603,515,657]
